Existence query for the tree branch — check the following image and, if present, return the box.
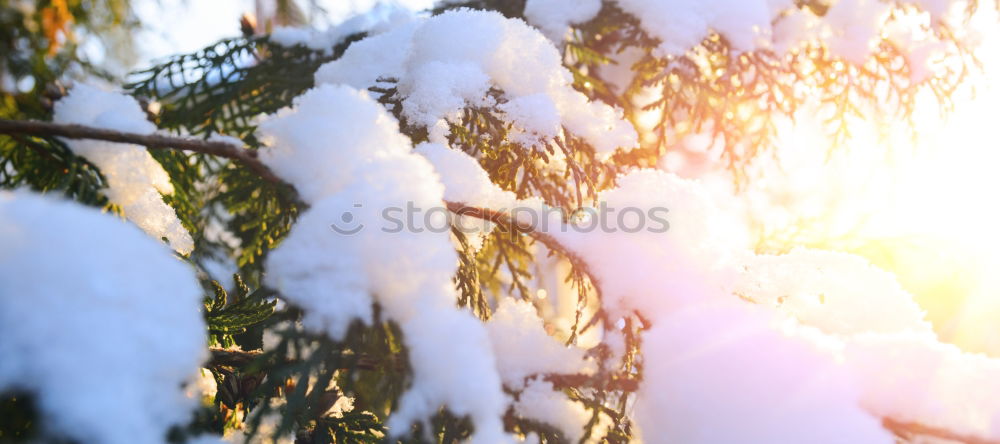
[0,118,281,183]
[208,348,1000,444]
[0,118,602,296]
[882,418,1000,444]
[445,201,602,298]
[208,348,636,390]
[6,118,998,444]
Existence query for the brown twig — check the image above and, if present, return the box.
[882,418,1000,444]
[210,348,265,368]
[0,118,281,182]
[544,373,638,392]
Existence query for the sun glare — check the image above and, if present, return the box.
[777,13,1000,353]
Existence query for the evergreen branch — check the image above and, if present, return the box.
[208,348,384,371]
[207,348,636,390]
[0,118,280,183]
[0,118,605,299]
[445,201,603,300]
[208,348,1000,444]
[13,119,994,444]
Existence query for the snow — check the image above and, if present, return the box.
[486,298,604,441]
[26,3,1000,442]
[312,19,417,89]
[912,0,961,21]
[53,84,194,254]
[270,2,421,52]
[512,379,594,443]
[207,133,245,148]
[0,191,206,444]
[609,0,959,67]
[823,0,891,64]
[523,0,602,42]
[415,141,524,248]
[257,84,510,442]
[417,145,741,323]
[846,332,1000,440]
[400,60,492,128]
[885,13,948,83]
[315,9,638,157]
[498,93,563,149]
[548,169,747,322]
[486,297,593,388]
[257,84,415,204]
[635,303,893,444]
[614,0,793,57]
[269,27,334,50]
[388,308,507,443]
[413,136,1000,441]
[414,141,520,209]
[736,248,934,336]
[771,8,825,55]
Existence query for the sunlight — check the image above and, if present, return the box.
[773,13,1000,353]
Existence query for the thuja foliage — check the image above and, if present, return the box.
[1,0,139,120]
[0,0,985,442]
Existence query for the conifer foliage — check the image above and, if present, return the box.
[1,1,1000,443]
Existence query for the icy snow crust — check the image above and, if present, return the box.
[0,192,206,444]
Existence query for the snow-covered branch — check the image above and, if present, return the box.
[0,118,281,183]
[208,347,638,391]
[0,117,605,294]
[8,114,1000,444]
[444,200,603,297]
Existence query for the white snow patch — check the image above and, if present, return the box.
[316,9,637,157]
[0,191,206,444]
[53,84,194,254]
[258,84,510,442]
